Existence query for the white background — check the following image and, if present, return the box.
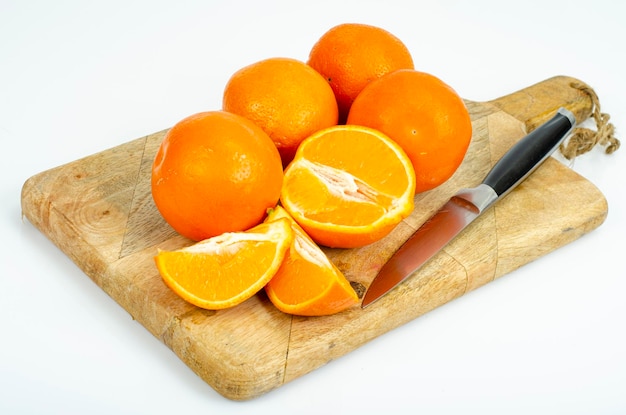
[2,1,625,413]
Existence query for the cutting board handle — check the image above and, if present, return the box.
[489,75,594,131]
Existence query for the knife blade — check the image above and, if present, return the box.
[361,107,576,308]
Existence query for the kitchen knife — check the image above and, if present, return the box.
[361,107,576,308]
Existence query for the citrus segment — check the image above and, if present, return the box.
[280,125,416,248]
[265,206,359,316]
[347,69,472,193]
[155,219,293,310]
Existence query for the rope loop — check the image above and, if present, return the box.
[559,82,620,160]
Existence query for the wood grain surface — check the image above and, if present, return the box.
[20,75,608,400]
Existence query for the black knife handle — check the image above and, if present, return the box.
[482,108,575,197]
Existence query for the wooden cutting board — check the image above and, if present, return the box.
[21,76,608,400]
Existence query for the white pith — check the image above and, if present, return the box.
[298,159,398,210]
[180,226,283,255]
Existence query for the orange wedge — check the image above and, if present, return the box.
[264,206,359,316]
[280,124,416,248]
[154,218,293,310]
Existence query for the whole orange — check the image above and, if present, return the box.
[307,23,414,123]
[222,57,338,166]
[151,111,283,241]
[347,69,472,194]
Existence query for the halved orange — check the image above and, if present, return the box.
[280,125,416,248]
[265,206,359,316]
[154,218,293,310]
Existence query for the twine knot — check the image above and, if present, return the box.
[559,81,620,160]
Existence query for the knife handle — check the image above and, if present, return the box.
[482,107,575,197]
